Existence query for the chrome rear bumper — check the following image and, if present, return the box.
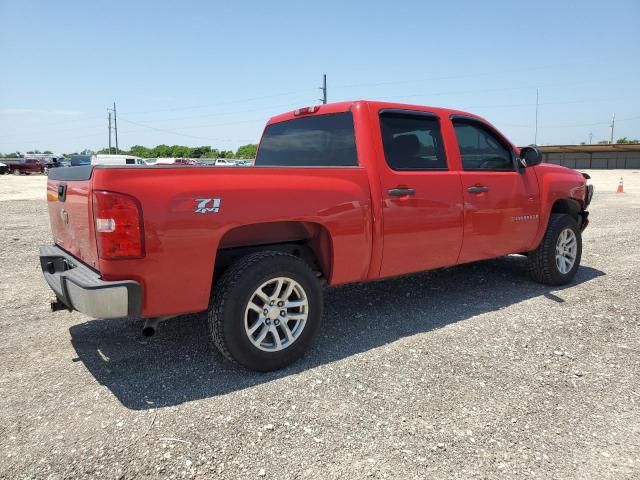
[39,245,141,319]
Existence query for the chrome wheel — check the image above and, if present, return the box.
[555,228,577,274]
[244,277,308,352]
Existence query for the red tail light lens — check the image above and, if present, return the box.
[93,190,145,259]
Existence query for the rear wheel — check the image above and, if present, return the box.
[207,251,323,371]
[527,213,582,285]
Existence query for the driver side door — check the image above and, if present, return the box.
[452,118,540,263]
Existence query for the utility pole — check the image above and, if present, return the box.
[589,132,593,144]
[108,111,112,154]
[113,102,119,154]
[534,88,539,145]
[318,74,327,104]
[608,113,615,144]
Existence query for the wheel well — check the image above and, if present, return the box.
[213,221,332,284]
[551,198,582,223]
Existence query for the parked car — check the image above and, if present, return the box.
[69,155,91,166]
[155,157,198,165]
[6,158,46,175]
[213,158,235,166]
[0,162,8,174]
[40,100,593,371]
[91,154,146,166]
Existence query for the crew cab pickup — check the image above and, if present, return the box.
[7,158,47,175]
[40,100,594,371]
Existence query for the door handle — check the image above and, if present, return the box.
[388,187,416,197]
[467,185,488,194]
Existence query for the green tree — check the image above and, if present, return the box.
[616,137,640,144]
[189,146,212,158]
[153,144,172,157]
[43,150,53,154]
[202,149,220,159]
[235,144,258,159]
[130,145,151,157]
[170,145,191,157]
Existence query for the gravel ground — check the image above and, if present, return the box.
[0,170,638,479]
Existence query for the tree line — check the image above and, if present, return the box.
[0,144,258,159]
[99,143,258,159]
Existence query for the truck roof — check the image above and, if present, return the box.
[266,100,488,126]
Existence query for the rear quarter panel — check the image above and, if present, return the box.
[92,166,372,317]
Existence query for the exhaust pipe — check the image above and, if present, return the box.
[51,298,70,312]
[142,316,175,337]
[142,318,160,337]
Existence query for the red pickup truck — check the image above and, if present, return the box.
[40,100,593,371]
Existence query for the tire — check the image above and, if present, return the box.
[13,169,21,176]
[207,251,323,371]
[527,213,582,286]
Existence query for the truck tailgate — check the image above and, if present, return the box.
[46,167,99,270]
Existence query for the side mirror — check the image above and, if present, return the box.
[518,146,542,168]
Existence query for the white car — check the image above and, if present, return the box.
[91,154,146,166]
[214,158,235,166]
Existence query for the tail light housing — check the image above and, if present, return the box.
[93,190,145,259]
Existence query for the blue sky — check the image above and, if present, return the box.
[1,0,639,153]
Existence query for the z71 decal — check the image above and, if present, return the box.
[195,198,221,214]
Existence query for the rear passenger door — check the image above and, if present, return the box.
[452,118,540,263]
[376,110,464,277]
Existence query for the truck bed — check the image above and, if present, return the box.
[47,164,373,317]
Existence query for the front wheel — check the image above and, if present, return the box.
[527,213,582,286]
[207,251,323,371]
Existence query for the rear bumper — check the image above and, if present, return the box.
[39,245,141,319]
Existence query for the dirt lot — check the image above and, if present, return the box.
[0,170,638,479]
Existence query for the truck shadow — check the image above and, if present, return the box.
[69,256,604,410]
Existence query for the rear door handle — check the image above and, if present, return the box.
[467,185,488,194]
[388,187,416,197]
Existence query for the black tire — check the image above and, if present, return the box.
[207,251,323,371]
[527,213,582,286]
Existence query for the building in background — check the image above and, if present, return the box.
[539,144,640,169]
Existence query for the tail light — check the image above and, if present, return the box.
[93,190,145,259]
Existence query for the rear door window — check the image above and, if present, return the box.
[255,112,357,167]
[379,112,447,170]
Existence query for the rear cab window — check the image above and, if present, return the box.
[255,112,358,167]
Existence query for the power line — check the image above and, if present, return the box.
[120,88,316,116]
[329,62,592,90]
